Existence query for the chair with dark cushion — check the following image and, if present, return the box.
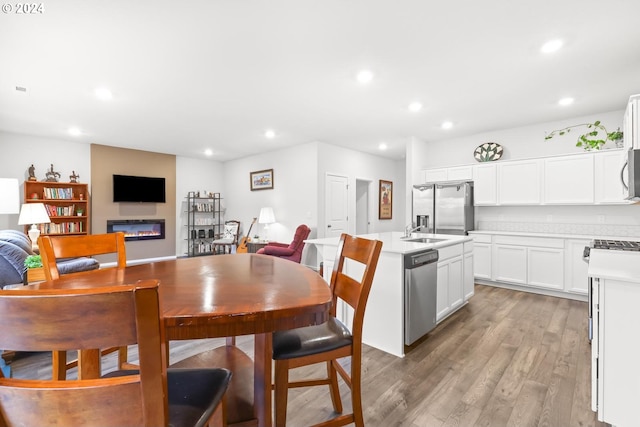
[272,233,383,427]
[256,224,311,263]
[0,279,231,427]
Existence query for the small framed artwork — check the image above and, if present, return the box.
[379,180,393,220]
[250,169,274,191]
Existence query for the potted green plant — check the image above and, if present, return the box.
[608,128,624,148]
[24,254,42,269]
[545,120,623,151]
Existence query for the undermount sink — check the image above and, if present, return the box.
[402,237,447,244]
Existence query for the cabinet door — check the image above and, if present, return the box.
[473,164,498,205]
[527,247,564,290]
[464,251,475,300]
[473,242,492,280]
[544,155,594,204]
[436,262,450,321]
[448,166,473,181]
[492,244,527,284]
[449,257,464,310]
[423,168,448,183]
[594,150,629,204]
[565,239,590,295]
[498,160,542,205]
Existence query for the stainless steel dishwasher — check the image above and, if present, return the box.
[404,249,439,345]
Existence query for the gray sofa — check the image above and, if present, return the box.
[0,230,33,288]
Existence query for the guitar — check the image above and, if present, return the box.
[236,217,257,253]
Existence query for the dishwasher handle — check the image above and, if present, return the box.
[404,250,439,268]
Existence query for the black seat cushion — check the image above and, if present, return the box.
[105,367,231,427]
[273,317,353,360]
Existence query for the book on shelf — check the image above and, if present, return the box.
[44,204,75,217]
[43,187,74,199]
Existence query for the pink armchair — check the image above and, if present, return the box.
[256,224,311,263]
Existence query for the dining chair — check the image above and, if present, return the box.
[212,220,240,254]
[38,232,132,379]
[272,233,383,427]
[0,280,232,427]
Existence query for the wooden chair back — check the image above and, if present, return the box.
[39,232,127,281]
[329,233,383,336]
[0,280,169,427]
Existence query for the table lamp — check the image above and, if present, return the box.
[18,203,51,251]
[0,178,19,215]
[258,207,276,242]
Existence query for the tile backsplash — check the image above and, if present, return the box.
[478,220,640,238]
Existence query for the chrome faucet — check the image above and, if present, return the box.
[404,224,422,237]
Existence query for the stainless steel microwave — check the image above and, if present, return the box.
[625,148,640,200]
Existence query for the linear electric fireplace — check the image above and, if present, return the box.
[107,219,165,241]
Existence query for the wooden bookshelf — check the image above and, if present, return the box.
[23,180,90,236]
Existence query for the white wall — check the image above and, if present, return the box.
[317,142,406,237]
[176,156,224,256]
[411,109,623,170]
[0,131,91,230]
[222,142,319,264]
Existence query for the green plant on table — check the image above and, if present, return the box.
[545,120,622,151]
[24,254,42,269]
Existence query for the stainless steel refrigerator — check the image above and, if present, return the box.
[412,181,474,235]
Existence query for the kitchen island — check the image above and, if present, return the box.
[305,232,474,357]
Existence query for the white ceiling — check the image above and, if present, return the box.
[1,0,639,161]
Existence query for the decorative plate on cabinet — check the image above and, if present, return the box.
[474,142,503,162]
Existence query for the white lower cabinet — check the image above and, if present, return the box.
[564,239,590,295]
[492,244,527,284]
[591,276,640,426]
[463,242,474,300]
[471,232,573,297]
[436,244,463,322]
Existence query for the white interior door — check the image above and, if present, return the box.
[325,173,349,238]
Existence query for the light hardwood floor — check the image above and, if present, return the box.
[7,284,607,427]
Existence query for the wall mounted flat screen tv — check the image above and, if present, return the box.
[113,174,166,203]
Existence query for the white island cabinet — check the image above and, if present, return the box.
[588,249,640,426]
[305,232,473,357]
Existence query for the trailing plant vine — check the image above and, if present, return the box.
[544,121,611,151]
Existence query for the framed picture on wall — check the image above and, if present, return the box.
[250,169,274,191]
[379,179,392,219]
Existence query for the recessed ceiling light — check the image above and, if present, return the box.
[441,121,453,130]
[68,127,82,136]
[264,129,276,139]
[356,69,374,85]
[379,143,388,150]
[94,87,113,101]
[408,102,423,112]
[558,97,574,106]
[541,39,563,54]
[204,149,213,156]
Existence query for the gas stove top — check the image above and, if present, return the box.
[592,239,640,251]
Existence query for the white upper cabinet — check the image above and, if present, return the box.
[498,159,542,205]
[594,150,629,204]
[423,168,448,183]
[543,155,594,204]
[422,165,473,183]
[473,164,498,205]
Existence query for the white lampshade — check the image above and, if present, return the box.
[258,207,275,242]
[18,203,51,251]
[0,178,19,214]
[258,207,276,224]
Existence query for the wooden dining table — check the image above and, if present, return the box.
[25,253,333,427]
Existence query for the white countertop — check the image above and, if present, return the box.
[305,231,472,254]
[588,249,640,283]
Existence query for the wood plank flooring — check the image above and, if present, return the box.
[7,284,608,427]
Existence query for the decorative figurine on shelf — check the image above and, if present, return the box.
[44,164,61,182]
[69,171,79,183]
[27,164,37,181]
